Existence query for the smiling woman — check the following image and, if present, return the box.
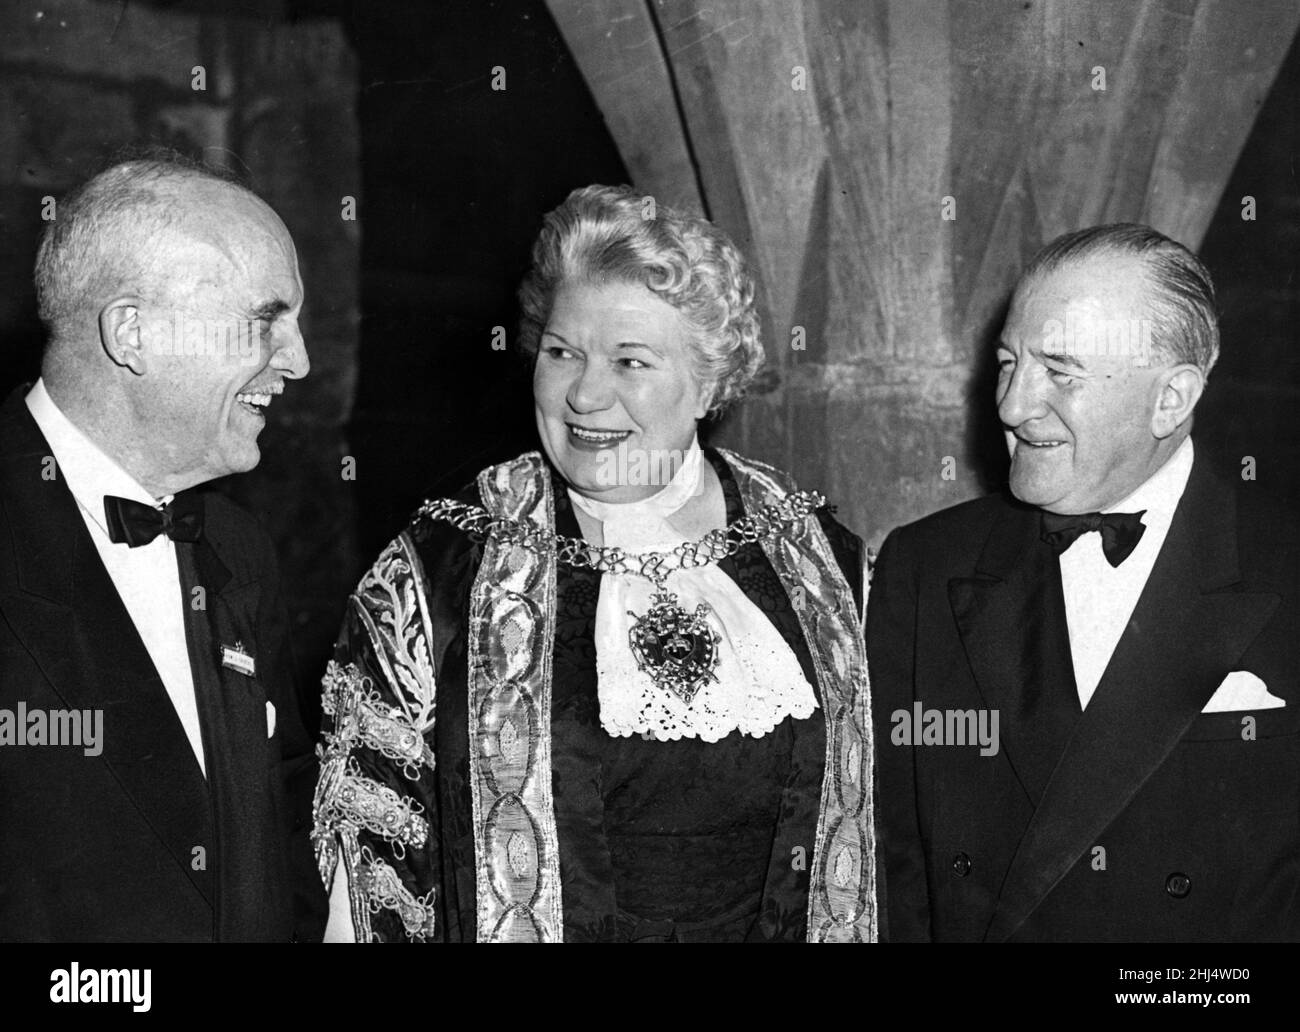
[532,278,712,506]
[312,185,880,942]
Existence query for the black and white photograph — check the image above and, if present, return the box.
[0,0,1295,1011]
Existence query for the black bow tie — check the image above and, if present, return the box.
[104,493,205,547]
[1040,509,1147,568]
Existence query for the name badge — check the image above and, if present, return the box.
[220,641,256,678]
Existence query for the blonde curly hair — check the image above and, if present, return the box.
[517,184,765,415]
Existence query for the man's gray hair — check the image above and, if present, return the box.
[1020,222,1220,376]
[34,149,250,344]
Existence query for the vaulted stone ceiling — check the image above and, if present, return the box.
[547,0,1300,542]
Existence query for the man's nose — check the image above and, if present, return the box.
[271,323,310,379]
[997,362,1044,428]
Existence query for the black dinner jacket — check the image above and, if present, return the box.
[0,386,327,941]
[868,448,1298,941]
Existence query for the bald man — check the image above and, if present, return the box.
[0,155,327,941]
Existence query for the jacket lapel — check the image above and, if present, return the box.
[0,390,215,908]
[948,496,1081,807]
[983,460,1280,942]
[178,513,282,941]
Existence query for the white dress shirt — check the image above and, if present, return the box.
[26,379,206,774]
[1059,437,1195,709]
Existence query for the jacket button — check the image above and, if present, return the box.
[952,852,972,877]
[1165,872,1191,899]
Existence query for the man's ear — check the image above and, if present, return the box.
[98,297,148,376]
[1151,364,1204,439]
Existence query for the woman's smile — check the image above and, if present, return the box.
[566,423,633,450]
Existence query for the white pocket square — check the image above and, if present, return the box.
[1201,671,1285,713]
[266,700,277,738]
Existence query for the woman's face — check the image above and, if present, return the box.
[533,279,712,502]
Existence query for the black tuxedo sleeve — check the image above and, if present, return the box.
[257,533,331,943]
[867,528,933,942]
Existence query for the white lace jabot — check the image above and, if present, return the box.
[567,438,818,743]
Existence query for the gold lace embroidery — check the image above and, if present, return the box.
[323,661,434,781]
[465,453,564,942]
[352,537,438,734]
[326,758,428,859]
[314,533,441,941]
[357,847,438,942]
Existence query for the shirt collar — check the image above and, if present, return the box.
[25,378,169,537]
[1102,435,1194,529]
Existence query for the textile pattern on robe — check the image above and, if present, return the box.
[312,448,872,942]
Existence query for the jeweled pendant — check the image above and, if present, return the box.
[627,591,721,704]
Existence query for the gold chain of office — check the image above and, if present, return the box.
[415,490,827,589]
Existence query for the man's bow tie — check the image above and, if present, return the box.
[104,493,205,547]
[1040,509,1147,568]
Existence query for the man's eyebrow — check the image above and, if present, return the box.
[1036,347,1087,371]
[250,299,290,320]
